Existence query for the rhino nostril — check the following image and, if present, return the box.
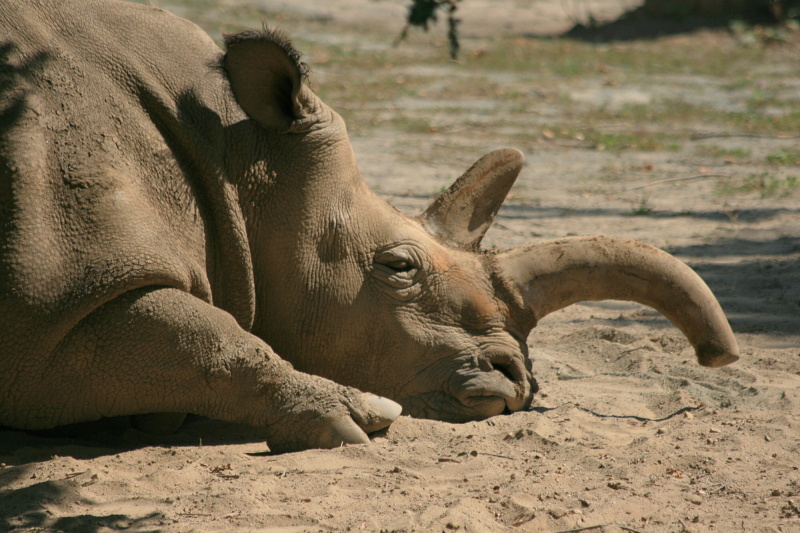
[493,363,517,383]
[486,353,527,386]
[452,353,535,418]
[483,353,536,412]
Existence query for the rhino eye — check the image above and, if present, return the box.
[385,259,413,272]
[372,245,424,294]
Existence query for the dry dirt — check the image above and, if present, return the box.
[1,1,799,532]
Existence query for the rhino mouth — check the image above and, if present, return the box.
[444,352,537,421]
[396,350,537,422]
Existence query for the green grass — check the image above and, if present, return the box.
[579,100,800,137]
[383,115,438,134]
[626,197,655,216]
[766,148,800,166]
[460,36,773,79]
[724,110,800,134]
[696,146,752,159]
[716,173,800,198]
[591,131,679,152]
[535,125,681,152]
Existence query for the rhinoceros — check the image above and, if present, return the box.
[0,0,739,452]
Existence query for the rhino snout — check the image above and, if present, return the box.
[451,352,536,420]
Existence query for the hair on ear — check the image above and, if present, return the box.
[222,27,310,83]
[220,26,316,130]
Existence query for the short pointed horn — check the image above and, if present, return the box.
[497,236,739,368]
[422,148,524,249]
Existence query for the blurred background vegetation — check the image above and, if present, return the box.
[398,0,800,58]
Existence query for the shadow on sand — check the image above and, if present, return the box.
[0,416,272,530]
[545,3,786,42]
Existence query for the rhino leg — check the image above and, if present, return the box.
[11,288,400,452]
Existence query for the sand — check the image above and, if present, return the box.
[1,1,798,531]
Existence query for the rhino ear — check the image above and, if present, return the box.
[422,148,524,249]
[223,29,311,131]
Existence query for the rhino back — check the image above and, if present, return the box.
[0,1,254,364]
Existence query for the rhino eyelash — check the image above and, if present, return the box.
[385,260,414,272]
[373,263,417,285]
[373,246,423,272]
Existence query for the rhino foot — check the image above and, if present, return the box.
[315,394,402,448]
[264,388,402,454]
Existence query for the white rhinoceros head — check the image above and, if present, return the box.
[221,31,738,423]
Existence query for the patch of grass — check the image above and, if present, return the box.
[723,110,800,135]
[593,131,679,152]
[145,0,308,41]
[730,19,798,47]
[465,35,769,79]
[716,173,800,198]
[384,115,438,134]
[309,45,432,71]
[540,125,681,152]
[747,93,786,111]
[696,146,752,160]
[627,197,655,216]
[721,78,756,91]
[582,99,800,137]
[581,103,655,123]
[766,148,800,166]
[318,76,427,104]
[432,77,524,102]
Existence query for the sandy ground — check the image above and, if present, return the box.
[2,1,799,532]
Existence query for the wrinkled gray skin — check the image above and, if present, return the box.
[0,0,739,452]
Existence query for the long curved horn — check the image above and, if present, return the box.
[496,236,739,368]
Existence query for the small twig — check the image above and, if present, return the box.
[678,518,690,532]
[532,402,703,422]
[620,346,646,354]
[691,132,800,140]
[480,452,517,461]
[708,482,727,492]
[616,346,647,360]
[624,174,728,191]
[553,523,646,533]
[575,404,703,423]
[553,523,612,533]
[190,452,209,464]
[619,526,646,533]
[393,24,409,47]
